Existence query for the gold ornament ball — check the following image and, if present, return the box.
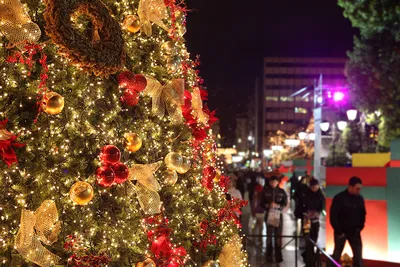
[123,15,141,33]
[167,56,181,73]
[136,258,156,267]
[164,152,183,171]
[203,260,220,267]
[124,132,142,152]
[69,181,94,205]
[161,41,176,56]
[43,91,64,115]
[176,157,191,174]
[164,169,178,185]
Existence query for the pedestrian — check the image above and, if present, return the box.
[302,178,325,267]
[235,171,246,199]
[294,176,310,229]
[327,177,366,267]
[261,176,288,263]
[227,179,243,200]
[251,183,265,245]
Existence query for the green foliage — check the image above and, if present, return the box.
[339,0,400,143]
[342,121,362,154]
[0,0,238,265]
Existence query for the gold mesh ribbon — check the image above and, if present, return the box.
[143,76,185,123]
[191,87,209,125]
[218,235,245,267]
[138,0,169,36]
[0,0,41,45]
[129,162,162,215]
[15,200,61,267]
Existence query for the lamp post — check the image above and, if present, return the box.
[320,119,347,166]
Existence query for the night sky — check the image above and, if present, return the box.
[184,0,357,145]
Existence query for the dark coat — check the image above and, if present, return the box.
[260,184,288,212]
[330,189,366,235]
[294,183,309,219]
[303,188,325,213]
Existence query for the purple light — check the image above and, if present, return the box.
[333,91,345,102]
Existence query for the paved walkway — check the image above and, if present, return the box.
[241,192,326,267]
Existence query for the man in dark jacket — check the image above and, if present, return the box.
[303,178,325,267]
[261,176,288,263]
[328,177,366,267]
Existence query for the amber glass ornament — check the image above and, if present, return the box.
[69,181,94,205]
[124,132,142,152]
[123,15,141,33]
[136,258,156,267]
[42,92,64,115]
[164,152,182,171]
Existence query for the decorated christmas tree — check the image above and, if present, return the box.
[0,0,248,266]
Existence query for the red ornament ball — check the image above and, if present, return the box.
[112,162,130,184]
[96,166,115,187]
[122,89,139,106]
[118,71,136,90]
[100,145,121,164]
[202,166,216,180]
[132,74,147,92]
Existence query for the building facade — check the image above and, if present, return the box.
[262,57,347,149]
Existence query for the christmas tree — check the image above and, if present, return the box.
[0,0,248,266]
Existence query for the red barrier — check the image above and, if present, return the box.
[326,198,388,262]
[326,167,387,186]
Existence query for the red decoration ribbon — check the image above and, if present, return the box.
[0,119,25,167]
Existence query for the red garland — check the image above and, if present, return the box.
[164,0,188,41]
[216,199,248,228]
[64,235,111,267]
[6,42,49,123]
[0,119,25,167]
[144,215,187,267]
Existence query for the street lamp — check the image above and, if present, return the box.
[320,122,330,132]
[285,139,300,147]
[346,109,358,121]
[337,121,347,131]
[308,133,315,141]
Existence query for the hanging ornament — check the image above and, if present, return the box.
[122,88,140,106]
[118,72,147,92]
[69,181,94,205]
[124,132,143,152]
[42,91,64,115]
[136,258,156,267]
[0,0,41,45]
[176,157,191,174]
[112,162,129,184]
[100,145,121,164]
[164,152,183,171]
[123,15,141,33]
[164,169,178,186]
[161,41,176,57]
[213,170,222,182]
[96,166,115,187]
[203,260,220,267]
[167,56,181,74]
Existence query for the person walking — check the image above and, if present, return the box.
[251,183,265,245]
[302,178,325,266]
[294,176,310,233]
[261,176,288,263]
[328,177,366,267]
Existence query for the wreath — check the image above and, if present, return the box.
[43,0,125,77]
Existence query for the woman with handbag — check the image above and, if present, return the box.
[261,176,288,263]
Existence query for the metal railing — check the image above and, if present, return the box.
[243,234,342,267]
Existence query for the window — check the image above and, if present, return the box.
[295,96,309,102]
[266,96,279,101]
[295,107,307,114]
[280,96,294,102]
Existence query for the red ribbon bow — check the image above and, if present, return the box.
[0,119,25,167]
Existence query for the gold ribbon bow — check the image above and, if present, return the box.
[129,162,162,215]
[0,0,41,45]
[191,87,209,125]
[15,200,61,267]
[144,76,185,123]
[218,235,246,267]
[138,0,169,36]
